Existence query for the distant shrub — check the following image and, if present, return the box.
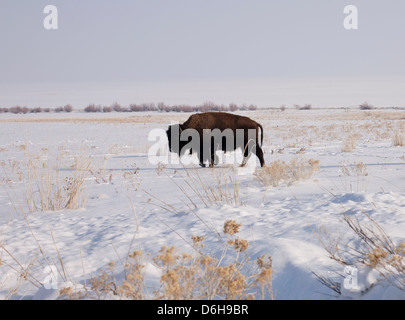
[54,107,64,113]
[183,105,195,112]
[239,104,248,111]
[170,105,180,112]
[10,106,29,114]
[229,103,238,112]
[209,104,228,112]
[198,101,213,113]
[112,102,123,112]
[157,102,165,112]
[103,106,113,113]
[359,102,374,110]
[9,106,19,114]
[129,104,141,112]
[30,107,43,113]
[145,103,157,111]
[84,104,102,112]
[178,105,194,112]
[64,104,73,112]
[295,104,312,110]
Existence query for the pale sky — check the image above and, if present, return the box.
[1,0,405,108]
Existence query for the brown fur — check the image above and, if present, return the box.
[167,112,265,167]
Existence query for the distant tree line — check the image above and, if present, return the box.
[0,102,260,114]
[0,105,73,114]
[83,102,258,113]
[2,102,391,114]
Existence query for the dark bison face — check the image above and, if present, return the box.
[166,125,174,152]
[166,124,188,155]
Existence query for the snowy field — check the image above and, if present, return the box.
[1,108,405,300]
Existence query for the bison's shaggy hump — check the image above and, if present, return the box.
[167,112,265,168]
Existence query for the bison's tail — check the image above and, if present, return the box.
[257,123,264,147]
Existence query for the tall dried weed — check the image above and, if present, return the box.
[2,148,92,213]
[315,212,405,295]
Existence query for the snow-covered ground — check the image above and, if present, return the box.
[0,109,405,300]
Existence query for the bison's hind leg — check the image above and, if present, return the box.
[240,143,265,167]
[254,146,265,167]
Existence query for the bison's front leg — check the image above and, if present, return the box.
[197,145,206,167]
[209,153,218,168]
[209,142,220,168]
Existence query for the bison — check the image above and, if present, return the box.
[166,112,265,167]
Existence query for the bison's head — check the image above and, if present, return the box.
[166,124,195,157]
[167,124,184,155]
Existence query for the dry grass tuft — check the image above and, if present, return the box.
[156,162,167,176]
[182,167,243,207]
[339,161,368,192]
[254,157,320,188]
[393,131,404,147]
[341,135,357,153]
